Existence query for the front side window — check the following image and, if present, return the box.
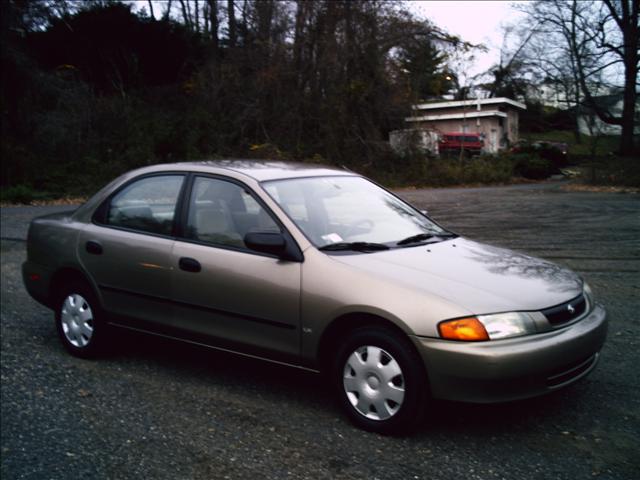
[185,176,279,249]
[263,176,450,248]
[106,175,184,235]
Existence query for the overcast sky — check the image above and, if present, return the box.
[407,1,527,78]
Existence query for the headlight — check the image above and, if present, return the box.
[477,312,538,339]
[439,312,539,341]
[583,282,594,309]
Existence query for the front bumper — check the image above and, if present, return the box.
[411,304,608,403]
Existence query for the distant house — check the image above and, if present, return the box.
[526,81,616,110]
[401,97,526,154]
[533,82,570,110]
[577,93,640,136]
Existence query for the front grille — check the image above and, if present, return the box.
[542,294,587,326]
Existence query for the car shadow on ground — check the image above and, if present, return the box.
[107,327,334,410]
[425,390,584,433]
[104,327,590,436]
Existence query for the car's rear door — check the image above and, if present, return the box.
[78,173,185,329]
[170,175,301,358]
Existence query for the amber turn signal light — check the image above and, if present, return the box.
[438,317,490,341]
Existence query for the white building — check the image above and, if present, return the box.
[577,94,640,136]
[401,97,526,154]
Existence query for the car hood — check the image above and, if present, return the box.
[332,237,582,315]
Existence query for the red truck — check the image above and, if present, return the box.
[438,132,484,156]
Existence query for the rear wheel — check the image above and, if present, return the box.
[55,282,107,358]
[333,326,428,434]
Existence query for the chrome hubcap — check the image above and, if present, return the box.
[343,346,405,421]
[60,294,94,348]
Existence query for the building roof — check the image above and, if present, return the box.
[405,110,508,123]
[413,97,526,111]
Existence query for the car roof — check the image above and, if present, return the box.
[71,160,357,223]
[150,160,356,182]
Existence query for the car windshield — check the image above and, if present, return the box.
[263,176,450,249]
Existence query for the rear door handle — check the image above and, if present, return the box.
[86,241,103,255]
[179,257,201,273]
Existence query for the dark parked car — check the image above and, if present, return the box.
[23,161,607,433]
[511,140,569,166]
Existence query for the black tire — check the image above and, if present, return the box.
[332,326,428,434]
[54,281,108,358]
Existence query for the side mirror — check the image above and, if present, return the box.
[244,231,286,255]
[244,231,302,262]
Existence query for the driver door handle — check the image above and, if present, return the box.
[179,257,201,273]
[86,241,103,255]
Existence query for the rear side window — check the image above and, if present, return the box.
[105,175,184,235]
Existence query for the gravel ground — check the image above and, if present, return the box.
[1,181,639,479]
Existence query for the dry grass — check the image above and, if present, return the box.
[561,184,639,194]
[0,197,86,208]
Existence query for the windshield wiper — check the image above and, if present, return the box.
[396,232,457,246]
[319,242,390,252]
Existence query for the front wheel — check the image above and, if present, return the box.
[55,282,107,358]
[333,327,429,434]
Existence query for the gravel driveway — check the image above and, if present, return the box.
[1,182,639,479]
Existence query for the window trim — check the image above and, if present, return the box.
[92,171,188,240]
[175,173,304,262]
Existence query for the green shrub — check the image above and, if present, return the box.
[460,155,514,184]
[361,151,516,187]
[0,184,53,204]
[512,153,554,180]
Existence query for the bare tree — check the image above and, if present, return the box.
[206,0,219,52]
[519,18,587,142]
[162,0,173,21]
[600,0,638,155]
[482,25,538,101]
[195,0,200,34]
[179,0,192,30]
[523,0,638,155]
[227,0,237,48]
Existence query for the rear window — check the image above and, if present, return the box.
[103,175,184,235]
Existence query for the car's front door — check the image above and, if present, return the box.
[170,175,301,357]
[78,174,185,329]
